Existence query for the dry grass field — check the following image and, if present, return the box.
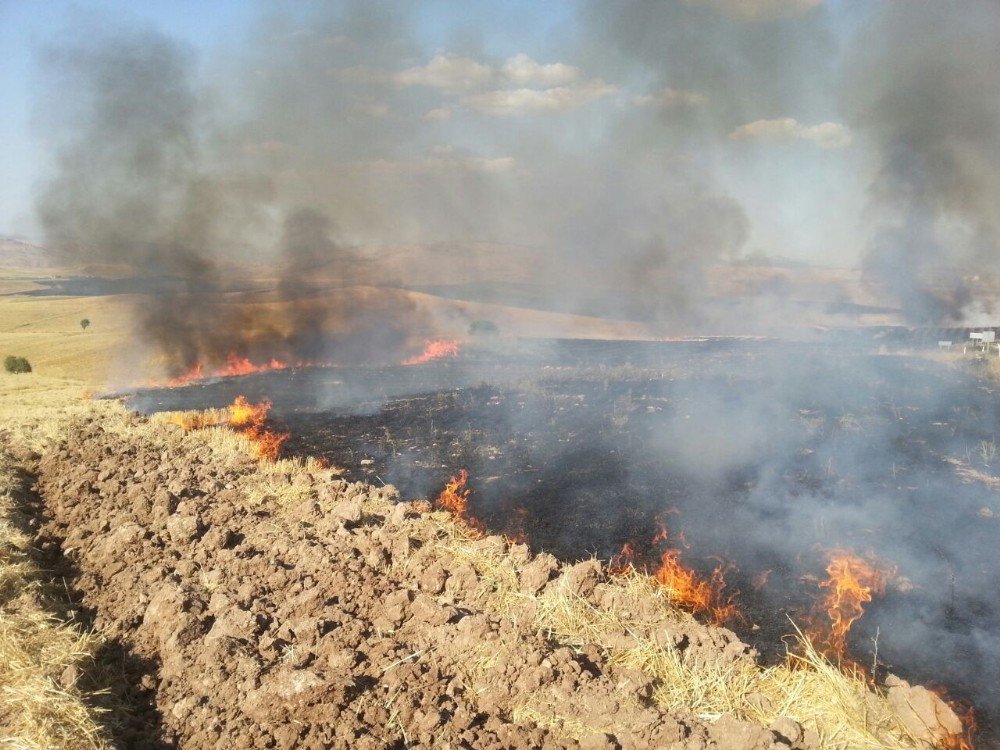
[0,293,134,384]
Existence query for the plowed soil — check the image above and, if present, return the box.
[25,414,821,750]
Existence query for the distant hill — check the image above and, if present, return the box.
[0,236,56,271]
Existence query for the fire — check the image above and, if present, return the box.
[218,353,289,378]
[434,471,533,543]
[611,542,638,570]
[167,363,204,387]
[164,397,288,460]
[227,395,289,460]
[612,515,737,625]
[653,550,737,625]
[163,353,298,387]
[403,339,461,365]
[807,549,895,658]
[435,470,486,537]
[503,506,530,545]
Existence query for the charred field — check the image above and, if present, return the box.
[131,337,1000,740]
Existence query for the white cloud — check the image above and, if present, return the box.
[336,53,492,92]
[683,0,822,21]
[395,53,493,91]
[729,118,852,149]
[502,54,579,86]
[632,87,708,109]
[422,107,453,121]
[464,79,617,117]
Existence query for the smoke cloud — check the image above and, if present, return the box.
[32,1,1000,367]
[845,1,1000,323]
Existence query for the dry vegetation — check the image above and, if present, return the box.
[0,294,134,383]
[0,447,111,749]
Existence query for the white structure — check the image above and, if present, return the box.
[968,330,1000,356]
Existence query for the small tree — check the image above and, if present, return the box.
[80,318,91,331]
[4,356,32,374]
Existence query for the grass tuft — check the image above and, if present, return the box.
[0,450,111,750]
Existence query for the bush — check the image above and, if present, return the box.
[3,356,32,374]
[80,318,90,331]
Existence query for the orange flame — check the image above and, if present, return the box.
[228,395,289,461]
[167,363,204,387]
[654,550,738,624]
[612,515,737,625]
[403,339,461,365]
[161,352,318,387]
[435,470,486,537]
[610,542,638,571]
[807,549,895,658]
[435,471,532,543]
[503,506,530,545]
[161,395,288,460]
[218,353,289,378]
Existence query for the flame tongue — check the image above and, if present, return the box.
[436,470,486,537]
[218,353,289,378]
[164,353,294,387]
[653,550,737,624]
[167,363,204,387]
[162,395,289,460]
[434,470,530,543]
[404,339,461,365]
[808,549,895,659]
[612,514,737,625]
[228,395,289,460]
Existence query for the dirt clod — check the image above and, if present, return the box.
[885,675,963,744]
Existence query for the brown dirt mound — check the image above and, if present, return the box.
[29,415,834,749]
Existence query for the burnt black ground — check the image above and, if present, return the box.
[129,339,1000,741]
